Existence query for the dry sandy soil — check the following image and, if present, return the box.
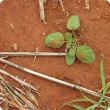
[0,0,110,110]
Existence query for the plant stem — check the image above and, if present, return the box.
[73,30,77,39]
[98,82,110,94]
[64,41,69,43]
[64,40,76,43]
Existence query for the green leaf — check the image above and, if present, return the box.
[108,100,110,106]
[100,58,105,87]
[66,42,76,49]
[78,86,97,104]
[105,90,110,94]
[70,104,85,110]
[66,53,75,65]
[68,47,76,56]
[65,32,72,41]
[66,43,71,49]
[59,98,88,110]
[103,83,110,94]
[86,104,97,110]
[99,105,108,109]
[76,45,95,63]
[67,15,80,30]
[45,32,64,48]
[86,101,102,110]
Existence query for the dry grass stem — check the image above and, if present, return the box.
[0,52,66,57]
[0,97,27,110]
[0,58,110,100]
[0,75,40,110]
[0,69,38,93]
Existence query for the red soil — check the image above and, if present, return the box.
[0,0,110,109]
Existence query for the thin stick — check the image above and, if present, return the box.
[0,97,27,110]
[0,69,38,93]
[38,0,46,24]
[0,58,110,99]
[0,52,66,57]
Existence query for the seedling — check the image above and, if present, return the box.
[45,15,95,65]
[59,58,110,110]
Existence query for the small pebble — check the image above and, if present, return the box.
[91,81,94,83]
[43,33,45,35]
[45,100,48,103]
[76,94,80,97]
[11,23,14,29]
[84,77,86,79]
[78,0,81,4]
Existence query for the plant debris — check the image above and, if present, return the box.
[11,43,17,51]
[0,76,40,110]
[84,0,89,10]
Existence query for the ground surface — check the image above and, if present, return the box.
[0,0,110,110]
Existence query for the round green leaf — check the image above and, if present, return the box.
[76,45,95,63]
[67,15,80,30]
[65,32,72,41]
[66,53,75,65]
[66,42,75,49]
[66,43,71,49]
[45,32,64,48]
[69,47,76,56]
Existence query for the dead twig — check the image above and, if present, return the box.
[0,58,110,99]
[84,0,89,10]
[38,0,46,24]
[0,52,66,57]
[0,97,27,110]
[0,76,39,110]
[0,69,38,93]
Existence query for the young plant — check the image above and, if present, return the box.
[59,58,110,110]
[45,15,95,65]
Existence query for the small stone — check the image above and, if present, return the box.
[91,81,94,83]
[90,27,92,30]
[45,100,48,103]
[11,23,14,29]
[58,98,61,101]
[43,33,45,35]
[56,21,60,24]
[78,0,81,4]
[64,11,70,16]
[59,28,62,31]
[76,94,80,97]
